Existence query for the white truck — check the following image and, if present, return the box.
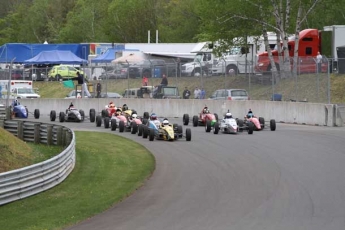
[181,33,278,76]
[0,80,41,99]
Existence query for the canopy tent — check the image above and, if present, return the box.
[23,50,88,65]
[91,48,139,63]
[111,53,146,64]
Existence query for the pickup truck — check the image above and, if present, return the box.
[153,85,181,99]
[11,87,41,99]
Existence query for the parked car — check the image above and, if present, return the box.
[100,92,123,98]
[209,89,249,100]
[99,64,128,80]
[48,65,85,81]
[65,90,90,99]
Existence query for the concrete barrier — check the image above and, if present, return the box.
[18,98,336,126]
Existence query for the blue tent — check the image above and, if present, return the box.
[23,50,88,65]
[91,48,139,63]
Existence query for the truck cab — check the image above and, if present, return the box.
[12,87,41,99]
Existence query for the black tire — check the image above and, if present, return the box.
[270,119,276,131]
[214,122,219,134]
[142,125,148,138]
[96,115,102,127]
[205,120,211,132]
[248,122,254,134]
[79,110,85,121]
[111,119,117,131]
[259,117,265,129]
[142,118,148,125]
[193,115,198,127]
[55,74,61,81]
[131,122,138,134]
[186,128,192,141]
[59,112,65,122]
[214,113,218,121]
[177,125,183,137]
[34,109,40,119]
[119,120,125,132]
[104,117,110,128]
[149,129,155,141]
[138,124,143,136]
[89,109,96,122]
[237,119,244,127]
[25,107,29,117]
[50,110,56,121]
[183,114,189,125]
[226,65,238,75]
[173,123,178,129]
[143,112,149,119]
[101,109,106,118]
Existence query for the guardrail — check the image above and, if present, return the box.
[0,116,75,206]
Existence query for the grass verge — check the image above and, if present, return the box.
[0,131,155,230]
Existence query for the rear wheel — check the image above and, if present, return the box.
[237,119,244,127]
[186,128,192,141]
[142,118,148,125]
[259,117,265,129]
[177,125,183,137]
[183,114,189,125]
[193,115,198,127]
[205,120,211,132]
[96,115,102,127]
[50,110,56,121]
[138,124,143,136]
[214,122,219,134]
[34,109,40,119]
[270,119,276,131]
[59,112,65,122]
[79,110,85,121]
[149,129,155,141]
[248,122,254,134]
[214,113,218,121]
[104,117,110,128]
[143,112,149,119]
[111,119,117,130]
[119,120,125,132]
[131,122,138,134]
[89,109,96,122]
[142,125,148,138]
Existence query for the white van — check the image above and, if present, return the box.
[209,89,249,100]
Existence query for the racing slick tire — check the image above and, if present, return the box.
[214,113,218,121]
[131,122,138,134]
[59,112,65,122]
[143,112,150,119]
[104,117,110,128]
[142,125,148,138]
[79,110,85,121]
[270,119,276,131]
[183,114,189,125]
[149,129,155,141]
[205,120,212,132]
[50,110,56,121]
[248,122,254,134]
[101,109,109,118]
[96,115,102,127]
[119,120,125,132]
[237,119,244,127]
[89,109,96,122]
[214,122,219,134]
[138,124,143,136]
[173,123,178,129]
[142,118,148,125]
[259,117,265,129]
[34,109,40,119]
[111,119,117,131]
[186,128,192,141]
[177,125,183,138]
[193,115,199,127]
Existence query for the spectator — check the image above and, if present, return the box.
[143,76,148,86]
[183,87,191,99]
[161,74,168,86]
[96,81,102,98]
[200,88,206,99]
[194,87,200,99]
[72,71,91,98]
[316,51,322,73]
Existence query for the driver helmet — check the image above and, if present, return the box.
[225,112,232,118]
[69,102,74,108]
[109,101,115,108]
[203,107,209,113]
[150,113,157,120]
[122,104,128,111]
[116,108,122,115]
[247,113,253,118]
[162,119,169,126]
[13,99,19,106]
[132,113,138,119]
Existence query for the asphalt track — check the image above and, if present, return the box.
[29,116,345,230]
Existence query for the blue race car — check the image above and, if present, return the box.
[11,100,40,119]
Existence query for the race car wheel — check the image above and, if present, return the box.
[131,122,138,134]
[59,112,65,122]
[248,122,254,134]
[96,115,102,127]
[149,129,155,141]
[186,128,192,141]
[89,109,96,122]
[177,125,183,136]
[259,117,265,129]
[173,123,178,129]
[142,125,148,138]
[214,113,218,121]
[79,110,85,121]
[101,109,106,118]
[104,117,110,128]
[119,120,125,132]
[214,122,219,134]
[143,112,149,119]
[142,118,148,125]
[193,115,198,127]
[111,119,117,131]
[138,124,143,136]
[34,109,40,119]
[183,114,189,125]
[25,108,29,118]
[50,110,56,121]
[205,120,211,132]
[237,119,244,127]
[270,119,276,131]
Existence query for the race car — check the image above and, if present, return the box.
[142,118,191,141]
[236,114,276,132]
[212,111,254,135]
[11,100,40,119]
[50,108,85,122]
[183,106,218,131]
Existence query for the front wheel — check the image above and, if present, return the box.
[270,119,276,131]
[205,120,211,132]
[34,109,40,119]
[50,110,56,121]
[214,122,219,134]
[183,114,189,126]
[186,128,192,141]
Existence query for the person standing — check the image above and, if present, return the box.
[194,87,199,99]
[316,51,322,73]
[200,88,206,99]
[96,81,102,98]
[73,71,91,98]
[142,76,148,86]
[183,87,191,99]
[161,74,168,86]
